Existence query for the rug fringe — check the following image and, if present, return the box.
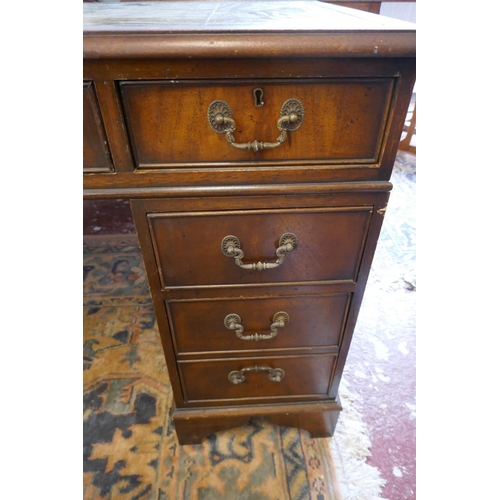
[329,379,388,500]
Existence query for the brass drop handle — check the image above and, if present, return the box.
[224,311,289,342]
[221,233,298,271]
[208,99,305,152]
[228,366,285,385]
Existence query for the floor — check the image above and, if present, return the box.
[344,151,416,499]
[83,151,416,499]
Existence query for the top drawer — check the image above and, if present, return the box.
[119,79,394,169]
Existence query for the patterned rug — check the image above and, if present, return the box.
[83,153,415,500]
[83,235,342,500]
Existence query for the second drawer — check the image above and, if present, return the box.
[167,293,350,354]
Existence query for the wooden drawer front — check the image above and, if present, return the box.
[168,293,350,354]
[83,82,113,172]
[179,354,337,402]
[119,79,393,168]
[149,207,372,288]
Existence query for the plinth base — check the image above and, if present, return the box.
[172,398,342,445]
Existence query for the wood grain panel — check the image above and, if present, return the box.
[172,399,342,443]
[326,1,381,14]
[168,293,350,354]
[83,82,113,172]
[147,207,373,288]
[119,79,393,167]
[84,57,403,82]
[178,354,337,402]
[93,81,135,172]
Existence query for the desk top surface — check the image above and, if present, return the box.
[83,1,416,33]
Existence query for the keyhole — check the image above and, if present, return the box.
[253,88,264,107]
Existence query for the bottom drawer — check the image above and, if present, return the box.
[178,354,337,403]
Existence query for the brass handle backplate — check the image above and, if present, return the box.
[221,233,298,271]
[224,311,289,342]
[207,98,304,152]
[228,365,285,384]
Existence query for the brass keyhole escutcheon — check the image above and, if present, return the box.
[253,88,264,107]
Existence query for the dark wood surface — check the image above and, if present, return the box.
[172,399,342,444]
[130,189,390,415]
[148,206,372,287]
[83,56,415,193]
[93,81,135,172]
[325,1,382,14]
[83,82,113,172]
[168,293,350,355]
[83,0,416,444]
[178,353,337,402]
[120,79,393,167]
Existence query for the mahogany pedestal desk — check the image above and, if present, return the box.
[83,1,416,445]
